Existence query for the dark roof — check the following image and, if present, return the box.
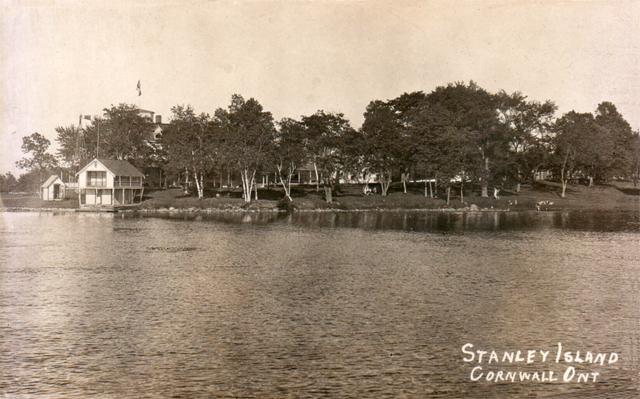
[41,175,61,188]
[97,159,145,177]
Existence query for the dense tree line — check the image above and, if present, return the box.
[9,82,639,202]
[159,86,638,202]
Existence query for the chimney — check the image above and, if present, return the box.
[156,115,162,124]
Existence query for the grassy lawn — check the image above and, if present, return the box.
[2,181,638,212]
[136,180,639,212]
[0,193,79,209]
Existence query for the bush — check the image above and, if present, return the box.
[277,197,296,212]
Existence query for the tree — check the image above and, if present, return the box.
[552,111,600,197]
[426,81,506,197]
[632,132,640,187]
[274,118,307,201]
[162,105,216,199]
[359,92,428,197]
[594,101,636,181]
[360,100,410,196]
[0,172,19,193]
[55,123,95,170]
[84,104,154,164]
[216,95,276,202]
[338,126,366,185]
[16,132,58,191]
[496,92,557,190]
[407,100,475,203]
[301,111,354,202]
[552,104,634,197]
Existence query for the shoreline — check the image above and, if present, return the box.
[1,205,637,214]
[2,181,638,215]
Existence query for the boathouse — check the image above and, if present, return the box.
[76,159,145,209]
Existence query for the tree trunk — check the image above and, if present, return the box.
[380,170,392,196]
[276,164,293,201]
[516,182,521,193]
[446,186,451,206]
[481,155,490,197]
[241,169,255,202]
[561,162,568,199]
[193,169,204,199]
[401,173,408,194]
[280,178,292,201]
[313,162,320,192]
[324,185,332,203]
[460,182,464,203]
[184,169,190,195]
[200,172,204,198]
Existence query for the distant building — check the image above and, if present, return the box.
[76,159,145,210]
[138,109,170,142]
[139,109,170,188]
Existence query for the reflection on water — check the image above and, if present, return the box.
[1,211,639,398]
[118,209,640,233]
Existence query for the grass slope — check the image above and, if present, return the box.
[0,182,640,212]
[6,181,634,212]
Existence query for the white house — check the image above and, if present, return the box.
[41,175,66,201]
[76,159,145,209]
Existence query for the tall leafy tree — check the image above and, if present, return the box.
[408,101,475,202]
[359,92,429,196]
[496,92,557,189]
[301,111,354,202]
[594,101,636,181]
[16,132,58,171]
[162,105,216,199]
[360,100,408,196]
[338,126,366,185]
[552,111,602,197]
[216,95,276,202]
[426,81,505,197]
[83,103,154,164]
[274,117,307,201]
[552,103,635,196]
[16,132,59,189]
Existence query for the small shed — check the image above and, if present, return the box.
[41,175,66,201]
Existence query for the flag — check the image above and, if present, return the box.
[136,80,141,96]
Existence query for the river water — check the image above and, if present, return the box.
[1,210,639,398]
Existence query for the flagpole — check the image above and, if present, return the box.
[96,119,100,159]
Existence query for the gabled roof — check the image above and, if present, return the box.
[41,175,62,188]
[99,159,145,177]
[76,158,145,178]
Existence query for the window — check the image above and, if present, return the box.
[87,171,106,187]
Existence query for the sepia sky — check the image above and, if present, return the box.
[2,0,639,175]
